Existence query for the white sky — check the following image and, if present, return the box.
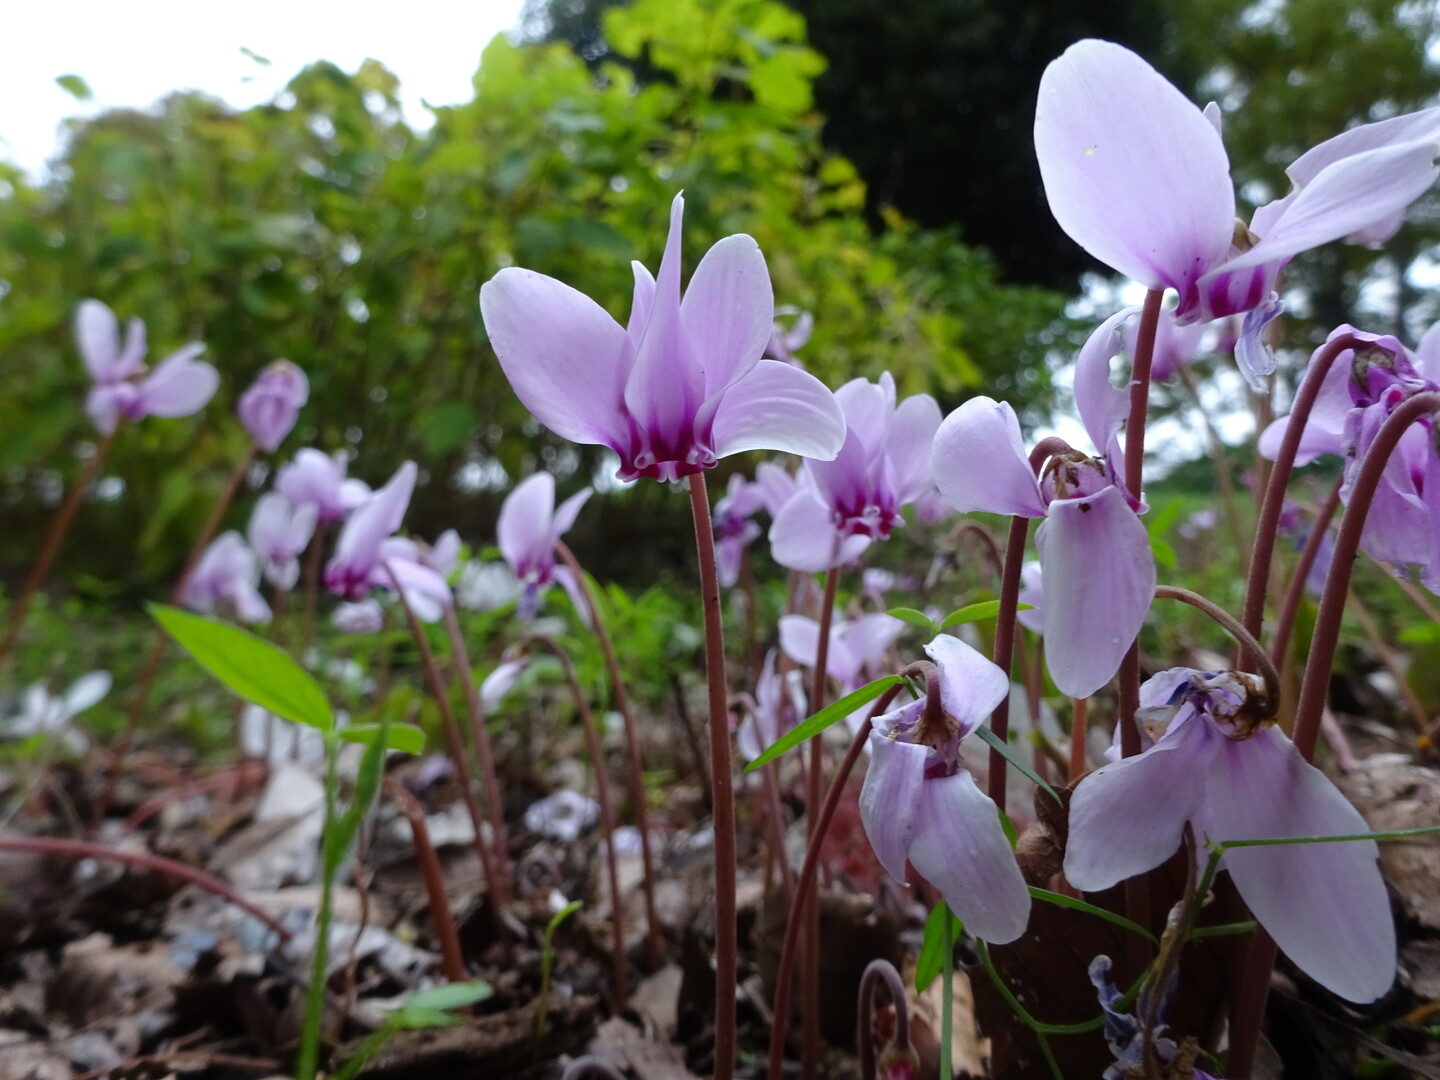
[0,0,529,177]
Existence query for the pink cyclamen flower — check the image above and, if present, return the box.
[1035,39,1440,387]
[712,472,765,588]
[780,611,904,731]
[184,532,271,624]
[77,300,219,435]
[247,492,318,590]
[377,533,455,622]
[497,472,592,619]
[736,649,807,764]
[324,462,417,601]
[859,634,1030,943]
[480,192,845,482]
[333,599,384,634]
[276,448,371,524]
[238,360,309,452]
[765,305,814,366]
[1065,667,1394,1002]
[771,372,943,572]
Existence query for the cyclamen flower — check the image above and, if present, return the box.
[324,462,416,601]
[77,300,219,435]
[1035,39,1440,386]
[780,611,904,730]
[377,533,455,622]
[1,671,111,754]
[1065,667,1395,1003]
[333,599,384,634]
[276,449,371,524]
[932,314,1155,698]
[184,532,271,624]
[247,493,318,590]
[238,360,309,452]
[480,192,845,482]
[497,472,591,619]
[1090,956,1222,1080]
[765,305,814,366]
[736,649,807,764]
[859,635,1029,943]
[712,473,765,588]
[771,373,943,572]
[1259,325,1440,591]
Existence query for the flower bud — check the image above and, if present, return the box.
[238,360,309,452]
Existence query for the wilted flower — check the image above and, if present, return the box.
[77,300,219,435]
[497,472,591,618]
[1,671,111,753]
[1065,667,1395,1002]
[771,372,942,572]
[276,449,371,524]
[480,192,845,482]
[859,635,1029,943]
[184,532,271,624]
[247,492,318,590]
[238,360,309,452]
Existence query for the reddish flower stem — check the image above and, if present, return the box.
[1229,389,1440,1079]
[386,779,467,984]
[1152,584,1279,706]
[0,835,291,940]
[804,565,840,1080]
[1269,477,1343,666]
[0,430,117,667]
[857,958,915,1080]
[767,682,907,1080]
[95,443,259,828]
[988,514,1030,814]
[687,473,738,1080]
[553,539,662,970]
[1069,696,1089,781]
[526,633,627,1005]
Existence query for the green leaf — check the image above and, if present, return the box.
[1028,888,1157,944]
[744,675,902,772]
[545,899,582,945]
[388,1007,464,1029]
[886,607,936,633]
[916,902,962,992]
[1398,623,1440,645]
[939,600,1033,630]
[334,712,394,859]
[1217,824,1440,849]
[998,807,1018,849]
[340,722,426,755]
[150,605,332,731]
[56,75,92,101]
[1151,537,1178,568]
[973,724,1060,804]
[401,981,495,1012]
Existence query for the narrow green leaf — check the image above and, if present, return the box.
[1218,824,1440,849]
[886,607,936,633]
[974,723,1060,803]
[402,981,494,1012]
[1028,887,1157,944]
[1151,537,1178,568]
[388,1007,464,1029]
[150,605,332,731]
[1398,623,1440,645]
[938,600,1032,630]
[340,722,426,755]
[744,675,902,772]
[546,899,582,944]
[916,901,962,992]
[998,807,1018,849]
[56,74,92,100]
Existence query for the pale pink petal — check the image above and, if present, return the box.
[61,671,112,716]
[1074,308,1139,458]
[1257,416,1343,466]
[1065,707,1219,891]
[923,635,1009,738]
[769,490,869,572]
[86,385,122,435]
[1036,485,1155,698]
[682,232,773,397]
[1034,39,1234,296]
[887,392,943,504]
[480,268,630,447]
[1197,726,1395,1003]
[76,300,122,383]
[550,487,592,541]
[859,722,929,883]
[778,614,821,670]
[909,769,1031,943]
[498,473,556,576]
[1287,106,1440,186]
[931,397,1046,517]
[136,345,218,419]
[710,360,846,462]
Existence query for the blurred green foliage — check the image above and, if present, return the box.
[0,0,1074,589]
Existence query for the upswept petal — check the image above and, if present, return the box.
[626,261,656,353]
[1197,726,1395,1002]
[327,462,416,596]
[1223,141,1440,275]
[1036,485,1155,698]
[480,268,630,447]
[909,770,1031,943]
[62,671,112,716]
[710,360,846,462]
[1035,39,1234,296]
[754,461,799,518]
[843,613,905,678]
[859,723,929,883]
[1075,308,1140,457]
[77,300,121,382]
[778,614,821,671]
[834,376,891,459]
[1257,416,1343,466]
[770,490,870,572]
[887,393,943,504]
[1287,106,1440,186]
[1065,707,1218,891]
[86,385,123,435]
[682,232,773,397]
[923,635,1009,738]
[137,345,218,418]
[932,397,1047,517]
[551,565,593,626]
[550,486,593,542]
[498,473,556,575]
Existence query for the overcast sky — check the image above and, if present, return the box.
[0,0,528,176]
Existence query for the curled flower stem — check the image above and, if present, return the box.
[804,565,841,1080]
[1152,585,1280,709]
[95,442,259,829]
[1269,477,1343,666]
[554,539,662,970]
[441,604,512,910]
[857,958,915,1080]
[386,778,467,984]
[387,574,509,955]
[1229,389,1440,1080]
[0,429,118,667]
[686,473,739,1080]
[767,674,915,1080]
[525,633,627,1006]
[1240,332,1360,644]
